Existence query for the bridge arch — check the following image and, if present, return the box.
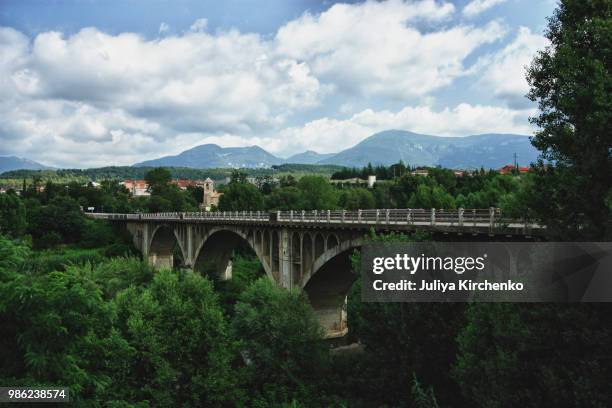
[301,237,364,337]
[192,226,272,281]
[148,224,187,269]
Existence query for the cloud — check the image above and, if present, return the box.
[0,22,327,166]
[158,22,169,34]
[463,0,507,17]
[476,27,548,107]
[276,0,507,98]
[276,103,536,155]
[189,18,207,32]
[0,1,536,167]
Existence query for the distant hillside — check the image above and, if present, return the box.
[286,150,335,164]
[133,144,283,168]
[0,156,51,173]
[317,130,538,169]
[0,164,342,189]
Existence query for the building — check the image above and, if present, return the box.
[330,177,369,186]
[199,178,222,210]
[499,164,529,175]
[411,168,429,177]
[121,178,222,209]
[121,179,150,196]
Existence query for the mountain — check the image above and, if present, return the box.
[0,156,51,173]
[133,144,283,168]
[131,131,539,170]
[285,150,335,164]
[317,130,539,169]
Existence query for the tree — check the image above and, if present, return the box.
[526,0,611,239]
[232,278,328,405]
[266,187,305,210]
[0,192,26,238]
[27,196,86,247]
[339,188,375,210]
[232,277,327,403]
[453,303,612,407]
[143,167,171,195]
[229,169,248,184]
[296,176,338,210]
[112,269,240,406]
[218,183,265,211]
[344,231,464,407]
[0,239,121,404]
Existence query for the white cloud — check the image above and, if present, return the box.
[0,23,326,166]
[189,18,207,32]
[276,103,536,155]
[476,27,548,107]
[158,22,169,34]
[463,0,507,17]
[276,0,507,98]
[0,2,536,168]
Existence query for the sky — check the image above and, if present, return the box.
[0,0,556,168]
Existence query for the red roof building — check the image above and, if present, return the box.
[499,164,529,174]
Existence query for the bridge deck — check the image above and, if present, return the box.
[87,208,544,236]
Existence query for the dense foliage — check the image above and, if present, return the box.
[213,166,526,215]
[526,0,611,239]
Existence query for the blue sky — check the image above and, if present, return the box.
[0,0,557,168]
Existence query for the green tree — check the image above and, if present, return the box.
[266,187,305,210]
[453,303,612,407]
[218,182,265,211]
[526,0,611,239]
[0,192,26,238]
[229,169,248,184]
[112,269,239,406]
[232,278,328,405]
[296,176,338,210]
[144,167,172,193]
[27,196,86,248]
[0,238,121,404]
[338,188,375,210]
[344,232,464,407]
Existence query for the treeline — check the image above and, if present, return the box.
[218,167,528,215]
[331,161,415,180]
[0,168,203,249]
[0,164,343,188]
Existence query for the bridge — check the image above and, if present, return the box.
[88,208,542,337]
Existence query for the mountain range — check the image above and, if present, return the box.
[0,156,51,173]
[134,130,539,170]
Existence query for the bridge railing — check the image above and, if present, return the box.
[274,208,500,226]
[86,208,540,232]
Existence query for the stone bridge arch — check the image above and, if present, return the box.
[192,226,272,281]
[148,224,188,269]
[301,234,364,337]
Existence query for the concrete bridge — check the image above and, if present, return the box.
[88,208,542,337]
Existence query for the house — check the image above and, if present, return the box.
[499,164,529,175]
[121,179,150,196]
[411,168,429,177]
